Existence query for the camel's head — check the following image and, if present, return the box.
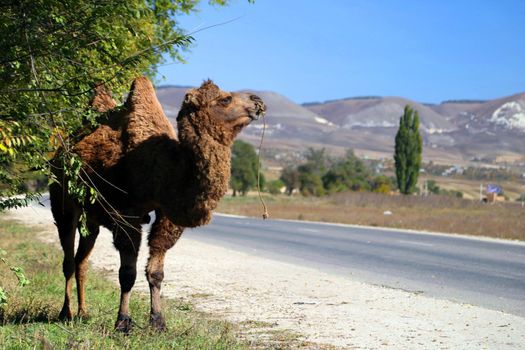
[177,80,266,145]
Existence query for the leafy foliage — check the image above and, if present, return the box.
[394,105,423,194]
[266,179,284,195]
[0,0,231,210]
[297,148,327,196]
[370,174,395,194]
[298,170,325,196]
[230,140,263,196]
[278,148,393,197]
[322,150,372,193]
[0,248,30,308]
[280,166,300,195]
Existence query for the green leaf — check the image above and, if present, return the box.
[0,287,7,308]
[0,0,245,211]
[10,267,30,287]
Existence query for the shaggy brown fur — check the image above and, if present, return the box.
[89,84,117,113]
[50,77,265,332]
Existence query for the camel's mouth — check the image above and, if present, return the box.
[234,116,255,128]
[248,110,264,121]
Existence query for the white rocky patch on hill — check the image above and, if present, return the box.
[343,119,397,128]
[314,116,335,126]
[489,101,525,130]
[423,127,445,134]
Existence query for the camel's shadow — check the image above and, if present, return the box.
[0,304,96,326]
[1,305,60,325]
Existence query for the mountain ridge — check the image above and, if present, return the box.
[155,85,525,165]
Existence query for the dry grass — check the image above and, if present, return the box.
[218,192,525,241]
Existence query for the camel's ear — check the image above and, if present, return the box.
[177,89,200,121]
[183,89,200,107]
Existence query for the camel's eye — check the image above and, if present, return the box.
[218,96,232,106]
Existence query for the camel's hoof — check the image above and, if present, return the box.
[58,307,73,321]
[150,313,167,332]
[115,314,133,334]
[77,310,90,320]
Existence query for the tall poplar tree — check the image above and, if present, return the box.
[394,105,422,194]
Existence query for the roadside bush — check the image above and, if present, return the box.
[299,172,325,196]
[267,179,284,195]
[371,175,395,193]
[322,150,371,193]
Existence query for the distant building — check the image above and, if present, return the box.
[485,184,504,203]
[441,165,464,177]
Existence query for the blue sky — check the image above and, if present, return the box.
[156,1,525,104]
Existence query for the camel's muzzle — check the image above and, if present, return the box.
[249,94,266,120]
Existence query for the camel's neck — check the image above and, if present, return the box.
[161,119,231,227]
[182,134,231,204]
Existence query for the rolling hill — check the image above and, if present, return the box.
[156,85,525,165]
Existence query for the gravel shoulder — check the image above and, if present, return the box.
[6,205,525,349]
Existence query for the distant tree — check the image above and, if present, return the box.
[266,179,284,195]
[298,168,325,196]
[303,147,328,174]
[230,140,262,196]
[297,148,328,196]
[280,166,300,195]
[322,150,371,193]
[394,105,423,194]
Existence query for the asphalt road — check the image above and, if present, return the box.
[187,213,525,317]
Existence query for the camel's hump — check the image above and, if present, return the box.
[123,76,177,149]
[127,76,156,107]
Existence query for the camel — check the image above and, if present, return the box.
[49,77,266,332]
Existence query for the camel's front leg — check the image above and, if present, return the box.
[113,223,141,333]
[146,213,183,331]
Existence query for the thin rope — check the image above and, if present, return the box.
[256,115,269,220]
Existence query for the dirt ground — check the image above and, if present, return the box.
[6,206,525,349]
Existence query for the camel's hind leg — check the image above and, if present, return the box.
[113,221,142,333]
[75,220,100,318]
[54,208,81,320]
[146,213,183,331]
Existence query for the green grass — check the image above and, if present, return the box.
[0,218,249,350]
